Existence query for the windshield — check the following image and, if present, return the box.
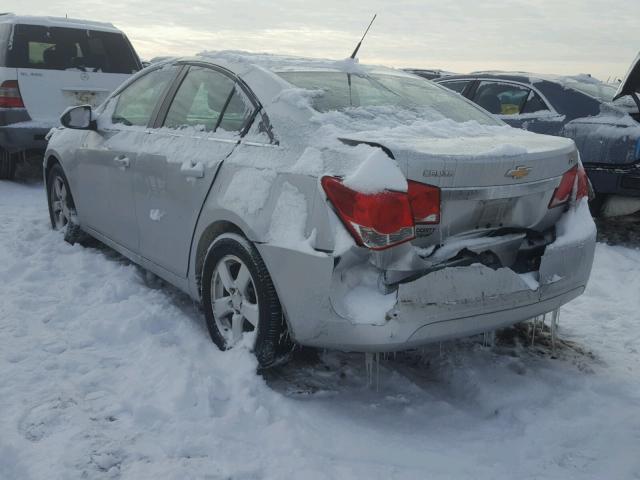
[562,77,617,103]
[278,71,501,125]
[7,24,140,74]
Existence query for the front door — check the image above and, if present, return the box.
[133,65,257,277]
[74,66,179,252]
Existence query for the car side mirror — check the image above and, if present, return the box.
[60,105,96,130]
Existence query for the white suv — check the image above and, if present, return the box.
[0,13,141,179]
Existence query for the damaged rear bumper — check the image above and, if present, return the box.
[257,203,596,353]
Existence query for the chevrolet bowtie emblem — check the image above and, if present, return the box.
[505,165,531,180]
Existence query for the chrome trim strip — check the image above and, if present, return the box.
[442,176,560,200]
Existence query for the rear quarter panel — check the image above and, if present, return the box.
[187,141,336,300]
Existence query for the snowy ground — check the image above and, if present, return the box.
[1,174,639,480]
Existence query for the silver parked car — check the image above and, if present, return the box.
[45,53,596,367]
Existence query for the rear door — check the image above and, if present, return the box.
[470,80,564,135]
[133,64,257,277]
[74,65,179,252]
[9,24,140,123]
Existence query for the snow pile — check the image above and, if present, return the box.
[310,106,574,158]
[222,168,277,215]
[550,198,597,250]
[267,182,316,253]
[343,149,407,193]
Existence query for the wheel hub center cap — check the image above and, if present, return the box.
[231,291,242,310]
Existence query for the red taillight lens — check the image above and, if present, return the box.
[408,180,441,224]
[549,164,589,209]
[0,80,25,108]
[321,176,416,250]
[575,164,589,201]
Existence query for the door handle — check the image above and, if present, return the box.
[113,155,130,168]
[180,162,204,179]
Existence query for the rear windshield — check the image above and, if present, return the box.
[7,24,140,74]
[278,71,500,125]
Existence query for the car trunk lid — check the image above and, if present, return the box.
[341,132,577,246]
[614,52,640,102]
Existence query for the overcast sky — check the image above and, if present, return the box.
[18,1,640,80]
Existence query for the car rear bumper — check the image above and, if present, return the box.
[258,202,596,353]
[585,162,640,197]
[0,117,53,154]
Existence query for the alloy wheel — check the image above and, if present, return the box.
[50,175,71,229]
[211,254,259,346]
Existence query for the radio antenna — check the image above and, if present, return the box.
[350,14,377,59]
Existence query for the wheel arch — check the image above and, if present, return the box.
[194,219,247,297]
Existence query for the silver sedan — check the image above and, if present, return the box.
[44,53,596,367]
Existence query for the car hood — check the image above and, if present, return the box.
[614,52,640,101]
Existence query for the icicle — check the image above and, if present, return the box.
[365,352,374,387]
[551,308,559,353]
[531,316,537,346]
[375,352,380,392]
[364,353,381,390]
[489,330,495,348]
[439,342,443,358]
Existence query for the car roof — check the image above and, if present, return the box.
[188,51,417,78]
[438,70,612,91]
[0,13,122,33]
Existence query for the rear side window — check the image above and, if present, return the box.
[112,67,177,127]
[7,24,140,73]
[472,81,548,115]
[163,67,254,133]
[440,80,471,94]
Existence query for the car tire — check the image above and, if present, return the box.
[201,233,291,368]
[0,148,16,180]
[46,163,84,245]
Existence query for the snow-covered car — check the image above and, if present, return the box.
[0,13,141,179]
[44,52,596,367]
[435,68,640,216]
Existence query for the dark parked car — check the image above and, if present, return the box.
[403,68,452,80]
[435,64,640,216]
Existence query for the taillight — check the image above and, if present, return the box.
[321,176,416,250]
[408,180,441,224]
[548,164,589,209]
[0,80,24,108]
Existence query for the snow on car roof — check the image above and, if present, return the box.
[468,70,610,88]
[197,50,414,77]
[0,13,121,33]
[468,71,618,102]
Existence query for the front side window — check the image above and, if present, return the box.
[163,67,254,133]
[472,81,548,115]
[111,67,177,127]
[278,71,500,125]
[8,24,140,73]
